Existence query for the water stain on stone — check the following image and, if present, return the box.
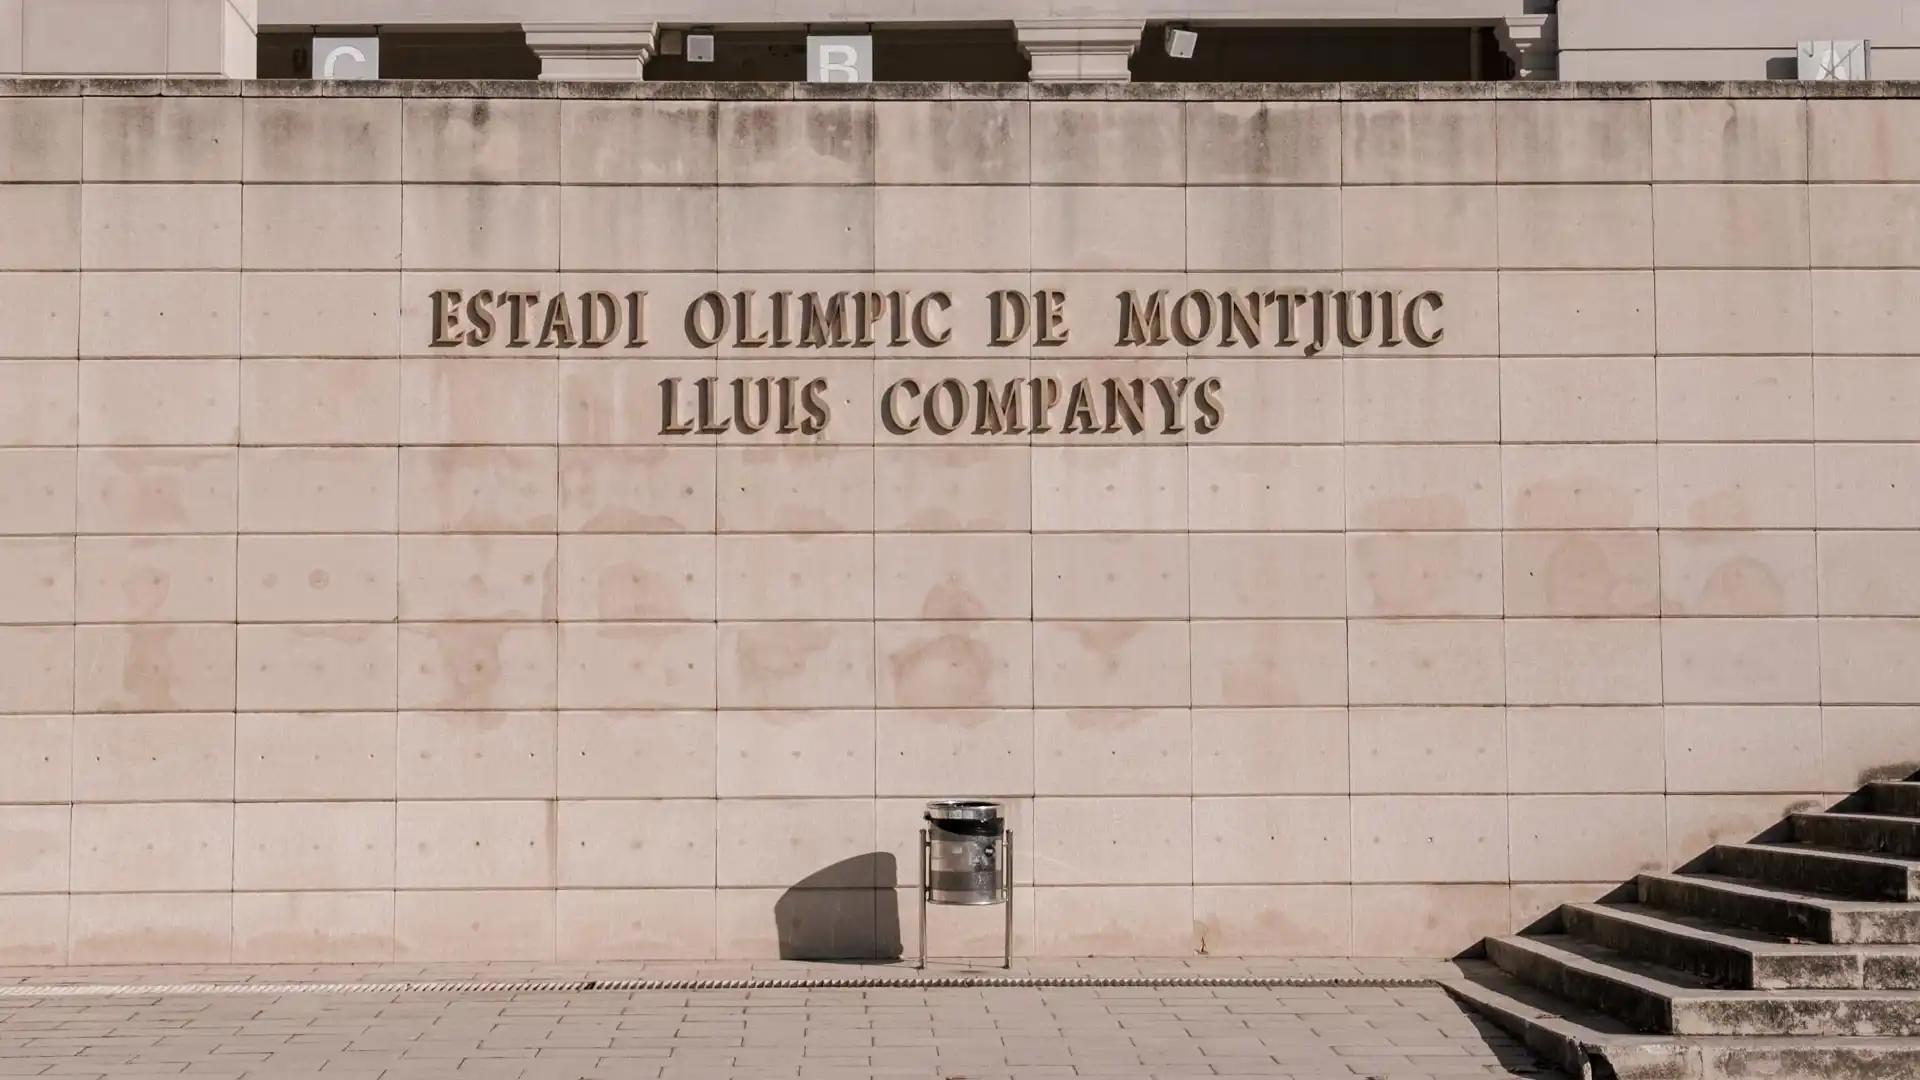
[1516,475,1635,528]
[1698,555,1785,614]
[1358,493,1469,531]
[887,630,991,702]
[919,579,985,619]
[734,623,831,684]
[120,626,178,710]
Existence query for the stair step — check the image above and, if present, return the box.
[1868,781,1920,818]
[1564,902,1862,989]
[1795,812,1920,859]
[1712,842,1920,902]
[1638,871,1920,945]
[1487,934,1920,1037]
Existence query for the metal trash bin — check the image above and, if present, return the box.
[917,799,1013,969]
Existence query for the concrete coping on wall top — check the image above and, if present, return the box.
[4,76,1920,101]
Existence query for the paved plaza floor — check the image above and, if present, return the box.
[0,960,1557,1080]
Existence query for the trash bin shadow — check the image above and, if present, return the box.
[771,851,902,961]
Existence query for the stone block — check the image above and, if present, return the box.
[1349,618,1504,706]
[1187,185,1341,271]
[0,896,66,965]
[76,535,234,622]
[0,626,72,713]
[1812,270,1917,355]
[560,357,715,444]
[81,271,238,358]
[876,620,1030,709]
[0,537,73,624]
[1351,796,1507,883]
[233,802,394,891]
[1347,531,1501,618]
[874,710,1032,797]
[1499,270,1654,356]
[1342,184,1496,269]
[1655,98,1807,182]
[1809,99,1920,182]
[399,622,554,711]
[1031,101,1182,184]
[1342,101,1494,185]
[873,185,1028,272]
[243,98,401,183]
[74,623,233,713]
[1817,355,1920,441]
[78,359,237,446]
[1351,707,1505,795]
[1034,620,1187,708]
[242,446,394,533]
[1186,357,1341,444]
[402,183,558,272]
[1509,795,1666,882]
[1193,797,1349,884]
[1033,185,1184,271]
[0,273,76,358]
[396,711,555,799]
[1659,354,1812,441]
[1653,184,1810,268]
[1666,705,1824,794]
[1033,445,1187,531]
[397,535,556,623]
[1192,709,1346,796]
[1658,443,1815,528]
[241,358,398,446]
[69,892,230,964]
[717,446,871,533]
[717,711,873,798]
[717,534,870,621]
[242,271,400,358]
[1033,709,1187,797]
[560,184,716,272]
[559,534,713,621]
[556,889,716,961]
[393,889,553,961]
[235,712,395,801]
[1667,793,1824,866]
[1031,885,1193,957]
[875,445,1030,532]
[0,804,67,893]
[1822,707,1920,790]
[0,714,71,802]
[875,99,1028,184]
[1819,444,1920,528]
[717,185,873,272]
[1347,444,1501,531]
[1506,618,1662,705]
[1188,533,1343,619]
[395,800,552,889]
[0,360,77,446]
[1,447,75,536]
[717,621,873,709]
[560,100,716,185]
[560,446,715,533]
[231,892,394,963]
[238,623,396,712]
[719,100,872,184]
[1812,184,1920,267]
[1189,620,1347,707]
[1502,356,1655,443]
[1032,797,1189,886]
[1656,269,1813,355]
[557,801,715,888]
[1346,355,1499,443]
[1184,100,1340,185]
[0,98,80,181]
[1188,445,1340,532]
[1663,617,1820,704]
[1496,184,1653,269]
[1823,619,1920,705]
[717,798,877,888]
[1503,443,1658,529]
[1507,707,1665,795]
[0,184,79,270]
[403,98,559,184]
[238,535,396,622]
[1820,532,1920,616]
[82,182,238,270]
[1031,533,1183,620]
[1660,530,1817,616]
[243,183,401,270]
[82,97,238,182]
[713,887,879,959]
[1498,100,1651,183]
[559,711,715,799]
[398,447,554,534]
[71,801,231,891]
[874,533,1030,620]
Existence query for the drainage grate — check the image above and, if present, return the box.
[0,974,1437,998]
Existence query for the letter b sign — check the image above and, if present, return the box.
[808,35,872,83]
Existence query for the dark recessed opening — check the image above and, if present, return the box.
[646,26,1028,82]
[1131,24,1516,82]
[258,28,540,80]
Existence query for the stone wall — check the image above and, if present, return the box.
[3,79,1920,964]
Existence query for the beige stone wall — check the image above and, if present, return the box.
[2,79,1919,964]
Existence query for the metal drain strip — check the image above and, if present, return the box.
[0,975,1435,998]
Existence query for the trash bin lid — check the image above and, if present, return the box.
[924,798,1001,823]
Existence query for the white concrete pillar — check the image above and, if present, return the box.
[1015,19,1144,83]
[525,23,657,81]
[1497,13,1558,80]
[4,0,255,77]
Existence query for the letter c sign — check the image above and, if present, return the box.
[312,36,380,80]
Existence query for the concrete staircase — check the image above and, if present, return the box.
[1445,781,1920,1079]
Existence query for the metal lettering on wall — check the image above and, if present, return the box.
[428,285,1445,438]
